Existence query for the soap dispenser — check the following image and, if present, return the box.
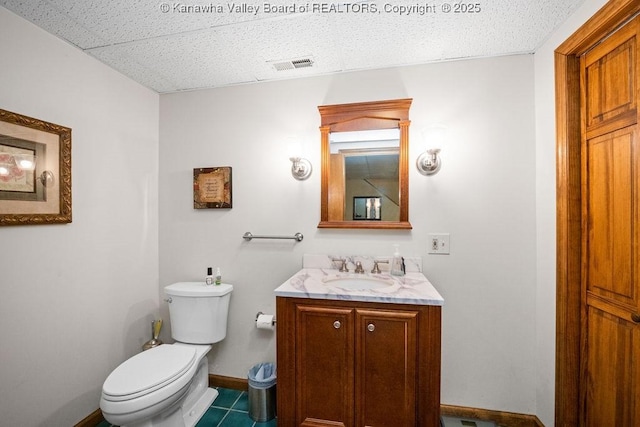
[390,244,405,276]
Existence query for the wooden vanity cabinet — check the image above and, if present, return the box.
[276,297,441,427]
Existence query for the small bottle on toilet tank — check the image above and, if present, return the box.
[205,267,213,285]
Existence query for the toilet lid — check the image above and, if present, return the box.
[165,282,233,297]
[103,345,197,399]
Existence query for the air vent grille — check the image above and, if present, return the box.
[291,58,313,68]
[271,57,314,71]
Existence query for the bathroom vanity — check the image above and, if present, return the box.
[274,256,443,427]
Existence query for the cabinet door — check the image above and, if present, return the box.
[296,304,355,427]
[356,309,418,427]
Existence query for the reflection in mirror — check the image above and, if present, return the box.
[330,129,400,222]
[318,98,412,229]
[353,197,382,220]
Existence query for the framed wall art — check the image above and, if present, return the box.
[0,109,72,225]
[353,196,381,220]
[193,166,232,209]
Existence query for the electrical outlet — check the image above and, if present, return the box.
[428,233,450,254]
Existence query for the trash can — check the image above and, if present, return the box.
[248,362,277,422]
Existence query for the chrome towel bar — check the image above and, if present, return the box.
[242,232,304,242]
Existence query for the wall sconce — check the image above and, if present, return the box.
[416,149,441,175]
[416,126,446,176]
[289,157,312,180]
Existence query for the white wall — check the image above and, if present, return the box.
[160,55,539,415]
[0,8,160,426]
[533,0,608,425]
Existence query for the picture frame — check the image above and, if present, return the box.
[353,196,381,220]
[0,109,72,225]
[193,166,232,209]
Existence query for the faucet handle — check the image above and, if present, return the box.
[371,260,389,274]
[332,258,349,272]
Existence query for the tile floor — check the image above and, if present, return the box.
[97,387,277,427]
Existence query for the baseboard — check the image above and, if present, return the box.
[441,404,544,427]
[76,375,544,427]
[209,373,248,391]
[74,408,104,427]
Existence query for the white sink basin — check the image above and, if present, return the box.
[323,276,393,290]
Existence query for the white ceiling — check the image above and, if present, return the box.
[1,0,585,93]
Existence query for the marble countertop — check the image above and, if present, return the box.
[274,268,444,306]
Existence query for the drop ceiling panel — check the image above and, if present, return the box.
[1,0,107,48]
[0,0,586,93]
[88,13,342,92]
[345,154,398,180]
[249,14,344,82]
[89,28,260,92]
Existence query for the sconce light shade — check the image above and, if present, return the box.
[416,149,441,175]
[289,157,312,180]
[417,125,446,176]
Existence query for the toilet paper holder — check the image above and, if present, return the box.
[256,311,276,325]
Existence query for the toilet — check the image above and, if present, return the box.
[100,282,233,427]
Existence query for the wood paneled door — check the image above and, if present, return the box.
[295,304,355,426]
[556,1,640,425]
[355,309,418,427]
[581,16,640,425]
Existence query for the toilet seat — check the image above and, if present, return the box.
[102,345,197,401]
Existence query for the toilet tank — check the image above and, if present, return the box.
[164,282,233,344]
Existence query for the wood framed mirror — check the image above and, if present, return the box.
[318,98,412,229]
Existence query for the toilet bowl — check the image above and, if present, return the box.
[100,282,233,427]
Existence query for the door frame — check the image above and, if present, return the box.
[555,0,640,426]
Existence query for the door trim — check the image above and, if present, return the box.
[555,1,640,426]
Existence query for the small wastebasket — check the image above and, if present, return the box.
[248,362,277,422]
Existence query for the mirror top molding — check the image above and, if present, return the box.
[318,98,412,230]
[318,98,412,132]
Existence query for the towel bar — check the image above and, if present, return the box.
[242,232,303,242]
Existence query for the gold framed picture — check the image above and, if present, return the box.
[0,109,71,225]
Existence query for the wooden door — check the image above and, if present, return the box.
[295,304,355,427]
[580,15,640,426]
[355,309,417,427]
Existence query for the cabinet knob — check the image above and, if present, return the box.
[367,323,375,332]
[632,313,640,323]
[333,320,341,329]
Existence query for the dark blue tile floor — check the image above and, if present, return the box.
[97,387,276,427]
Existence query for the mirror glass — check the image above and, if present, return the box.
[353,197,382,220]
[330,129,400,222]
[318,98,412,229]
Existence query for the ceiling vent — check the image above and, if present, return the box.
[270,57,314,71]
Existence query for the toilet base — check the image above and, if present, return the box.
[183,387,218,427]
[102,344,215,427]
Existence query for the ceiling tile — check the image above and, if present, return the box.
[1,0,587,92]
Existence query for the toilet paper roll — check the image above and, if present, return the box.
[256,314,275,330]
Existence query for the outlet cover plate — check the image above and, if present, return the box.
[428,233,450,254]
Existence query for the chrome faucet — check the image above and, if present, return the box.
[354,261,365,274]
[371,260,389,274]
[332,258,349,272]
